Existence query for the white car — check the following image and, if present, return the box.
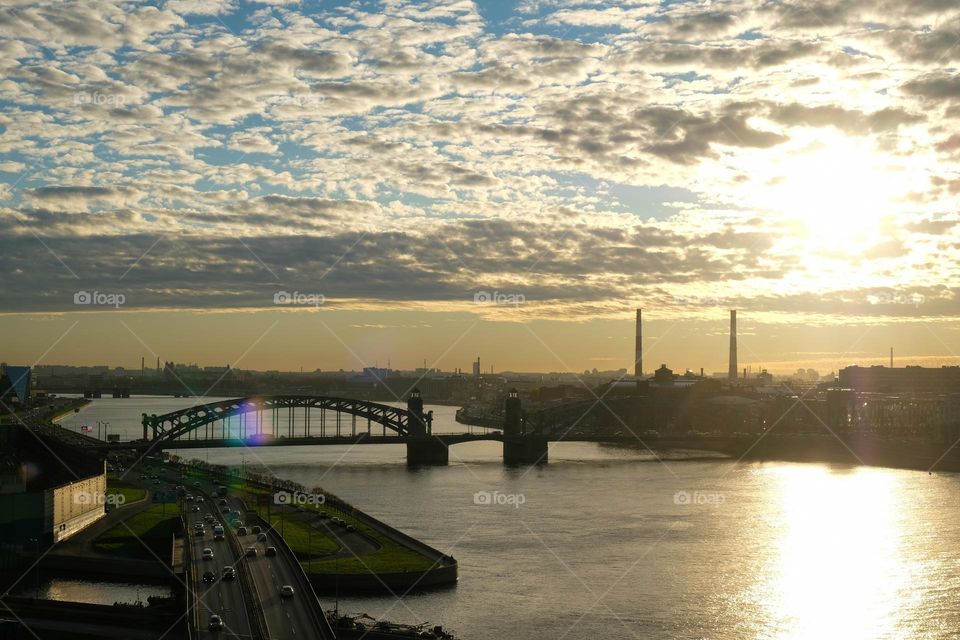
[279,585,295,598]
[208,614,224,631]
[201,548,214,560]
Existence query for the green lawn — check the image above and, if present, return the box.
[106,477,147,505]
[256,509,339,557]
[93,504,180,561]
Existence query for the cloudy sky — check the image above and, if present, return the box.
[2,0,960,375]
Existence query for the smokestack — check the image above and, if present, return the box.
[635,308,643,378]
[890,347,893,369]
[728,310,738,381]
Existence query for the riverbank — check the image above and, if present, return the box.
[48,397,91,423]
[732,433,960,473]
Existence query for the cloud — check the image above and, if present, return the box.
[902,72,960,100]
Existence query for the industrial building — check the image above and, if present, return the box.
[839,365,960,394]
[0,423,106,548]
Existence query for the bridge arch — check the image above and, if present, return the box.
[143,395,411,444]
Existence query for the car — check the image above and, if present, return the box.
[251,526,261,535]
[279,585,295,598]
[265,546,277,557]
[185,494,194,501]
[191,505,200,513]
[208,614,224,631]
[193,481,201,487]
[221,506,230,513]
[202,571,216,584]
[201,548,214,560]
[237,527,247,536]
[213,526,225,541]
[245,547,257,557]
[345,525,355,532]
[196,497,204,503]
[257,533,267,542]
[317,512,329,520]
[218,499,227,506]
[221,566,236,580]
[194,528,205,537]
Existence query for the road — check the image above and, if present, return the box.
[221,492,332,640]
[186,493,254,640]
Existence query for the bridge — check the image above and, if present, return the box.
[123,389,745,465]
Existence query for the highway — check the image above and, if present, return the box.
[183,474,334,640]
[221,491,334,640]
[186,493,254,639]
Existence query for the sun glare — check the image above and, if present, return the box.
[751,133,910,253]
[762,465,912,639]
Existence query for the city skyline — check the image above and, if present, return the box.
[6,308,960,377]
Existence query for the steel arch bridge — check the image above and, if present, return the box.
[142,395,413,444]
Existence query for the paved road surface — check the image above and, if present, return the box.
[223,493,332,640]
[187,495,254,640]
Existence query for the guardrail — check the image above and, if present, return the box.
[227,521,269,640]
[248,509,337,639]
[180,508,199,640]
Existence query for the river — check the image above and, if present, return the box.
[58,396,960,639]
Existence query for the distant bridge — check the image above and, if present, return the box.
[141,395,415,442]
[105,390,747,465]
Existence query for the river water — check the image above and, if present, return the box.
[12,578,171,606]
[58,396,960,639]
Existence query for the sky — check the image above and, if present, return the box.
[2,0,960,375]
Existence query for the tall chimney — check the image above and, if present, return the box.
[890,347,893,369]
[635,308,643,378]
[728,310,738,381]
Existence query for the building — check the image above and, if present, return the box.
[0,424,106,548]
[0,365,32,409]
[839,365,960,394]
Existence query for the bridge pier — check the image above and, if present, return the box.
[500,388,548,465]
[406,437,449,466]
[503,436,549,465]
